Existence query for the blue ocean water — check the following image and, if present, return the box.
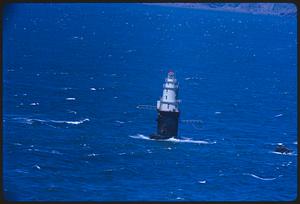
[3,3,297,201]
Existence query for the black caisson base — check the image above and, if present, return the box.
[150,110,179,140]
[149,133,174,140]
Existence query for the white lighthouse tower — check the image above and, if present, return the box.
[156,71,179,112]
[150,71,180,139]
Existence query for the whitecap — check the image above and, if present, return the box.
[43,118,89,125]
[62,87,72,90]
[166,137,213,144]
[243,173,279,181]
[67,110,77,114]
[270,151,296,156]
[33,165,41,170]
[274,114,283,118]
[54,118,89,125]
[118,153,126,155]
[129,134,215,144]
[281,161,292,167]
[198,180,206,184]
[215,111,221,114]
[66,98,76,101]
[115,120,125,124]
[13,117,90,126]
[30,102,39,106]
[87,153,99,157]
[90,88,96,91]
[129,134,152,140]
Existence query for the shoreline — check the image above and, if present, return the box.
[143,3,297,16]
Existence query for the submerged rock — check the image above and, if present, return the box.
[275,144,292,154]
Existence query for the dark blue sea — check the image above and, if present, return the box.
[3,3,297,201]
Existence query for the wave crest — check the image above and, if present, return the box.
[243,173,281,181]
[12,117,90,126]
[129,134,215,144]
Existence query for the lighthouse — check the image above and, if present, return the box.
[150,71,180,139]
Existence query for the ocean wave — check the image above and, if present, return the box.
[27,148,63,155]
[273,113,283,118]
[12,117,90,126]
[243,173,281,181]
[115,120,125,124]
[270,151,297,156]
[87,153,100,157]
[129,134,215,144]
[66,97,76,101]
[33,164,41,170]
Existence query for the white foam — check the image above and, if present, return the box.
[243,173,279,181]
[30,102,39,106]
[274,114,283,118]
[47,118,90,125]
[62,87,72,90]
[115,120,125,124]
[90,88,96,91]
[66,98,76,100]
[270,151,296,156]
[198,180,206,184]
[56,118,90,125]
[215,111,221,114]
[13,117,90,125]
[129,134,151,140]
[33,165,41,170]
[166,137,211,144]
[67,110,77,114]
[129,134,215,144]
[87,153,99,157]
